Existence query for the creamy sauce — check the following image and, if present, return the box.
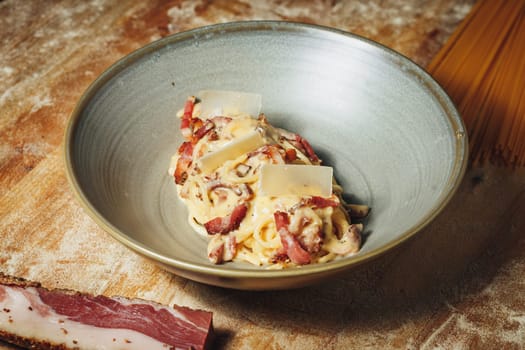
[170,95,363,267]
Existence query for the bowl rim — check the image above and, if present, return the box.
[64,20,468,284]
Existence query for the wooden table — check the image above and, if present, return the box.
[2,1,525,348]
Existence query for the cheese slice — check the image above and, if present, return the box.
[198,90,262,118]
[198,130,266,173]
[259,164,333,197]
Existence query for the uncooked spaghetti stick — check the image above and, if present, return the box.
[428,0,525,165]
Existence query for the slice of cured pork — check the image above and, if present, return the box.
[0,273,213,350]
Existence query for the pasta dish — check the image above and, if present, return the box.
[169,91,368,268]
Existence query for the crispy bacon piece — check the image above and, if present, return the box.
[273,211,289,230]
[193,120,215,143]
[284,148,297,162]
[280,132,320,164]
[289,213,322,254]
[0,273,213,350]
[207,237,225,264]
[207,235,237,264]
[180,96,196,140]
[199,116,232,143]
[248,144,285,164]
[305,196,340,209]
[297,134,320,163]
[204,203,248,235]
[191,118,204,135]
[298,229,322,254]
[174,141,194,185]
[274,211,311,265]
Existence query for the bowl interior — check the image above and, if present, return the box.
[66,22,467,287]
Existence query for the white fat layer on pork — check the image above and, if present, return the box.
[0,286,174,350]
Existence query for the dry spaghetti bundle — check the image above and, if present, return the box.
[428,0,525,166]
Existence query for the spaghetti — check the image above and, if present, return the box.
[427,0,525,166]
[168,94,368,268]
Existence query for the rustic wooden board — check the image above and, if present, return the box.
[2,0,525,348]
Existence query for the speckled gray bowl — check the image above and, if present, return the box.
[65,21,467,290]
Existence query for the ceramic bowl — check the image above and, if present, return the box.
[65,21,467,290]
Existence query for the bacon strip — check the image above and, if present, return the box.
[207,238,225,264]
[0,274,213,350]
[274,211,311,265]
[204,203,248,235]
[174,141,194,185]
[180,96,196,140]
[305,196,340,208]
[296,134,320,163]
[248,144,285,164]
[207,235,237,264]
[281,132,320,164]
[192,120,215,143]
[284,148,297,162]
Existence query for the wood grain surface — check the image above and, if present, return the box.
[2,1,525,349]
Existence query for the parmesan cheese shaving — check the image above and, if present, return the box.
[198,90,262,118]
[198,130,266,173]
[259,164,333,197]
